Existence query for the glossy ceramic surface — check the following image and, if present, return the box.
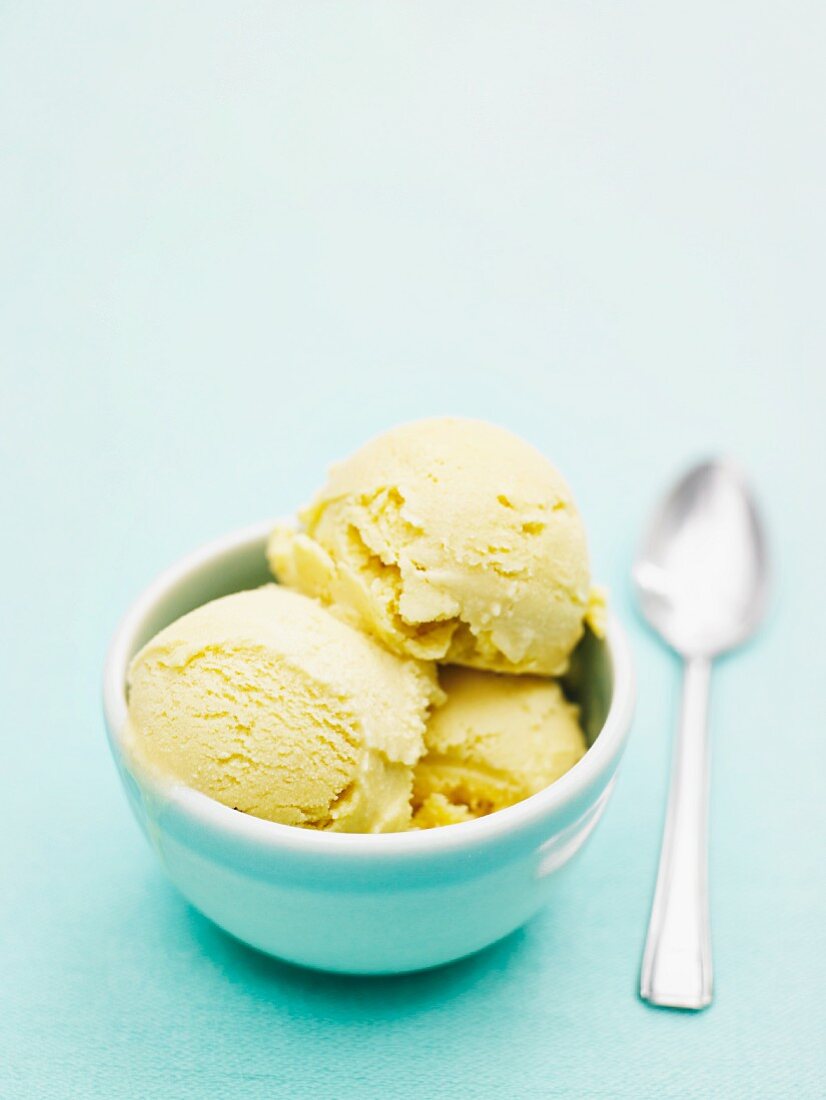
[103,523,635,973]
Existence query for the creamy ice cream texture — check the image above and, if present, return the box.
[126,585,441,832]
[126,417,600,832]
[268,417,602,676]
[412,667,587,828]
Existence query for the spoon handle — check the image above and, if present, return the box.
[640,655,713,1010]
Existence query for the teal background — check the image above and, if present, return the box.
[2,3,824,1096]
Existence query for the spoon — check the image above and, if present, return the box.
[634,459,769,1010]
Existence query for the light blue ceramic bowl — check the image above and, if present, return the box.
[103,522,635,974]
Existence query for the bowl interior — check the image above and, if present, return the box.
[117,526,613,749]
[562,628,612,746]
[131,537,272,658]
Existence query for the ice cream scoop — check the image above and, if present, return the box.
[412,666,587,826]
[126,584,441,832]
[268,417,600,675]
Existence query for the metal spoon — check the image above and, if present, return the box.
[634,459,769,1010]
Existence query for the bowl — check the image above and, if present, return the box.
[103,522,635,974]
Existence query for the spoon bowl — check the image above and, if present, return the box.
[634,460,769,657]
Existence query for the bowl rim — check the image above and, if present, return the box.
[103,521,635,858]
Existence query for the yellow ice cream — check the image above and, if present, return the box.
[126,585,441,832]
[412,666,587,827]
[268,417,596,676]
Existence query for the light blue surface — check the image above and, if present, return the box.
[1,4,824,1097]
